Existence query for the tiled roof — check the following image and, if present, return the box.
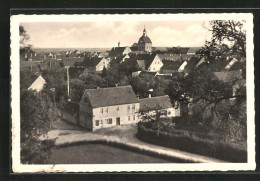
[138,35,152,44]
[28,75,46,92]
[123,53,157,70]
[228,61,245,71]
[109,47,128,57]
[212,71,243,83]
[82,85,139,108]
[81,57,104,67]
[131,53,157,69]
[139,96,173,112]
[161,60,185,71]
[185,57,200,70]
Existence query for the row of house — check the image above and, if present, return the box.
[79,85,180,131]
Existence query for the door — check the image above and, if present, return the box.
[116,117,120,125]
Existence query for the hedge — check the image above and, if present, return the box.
[136,124,247,162]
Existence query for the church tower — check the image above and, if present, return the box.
[137,27,152,52]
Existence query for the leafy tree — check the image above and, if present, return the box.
[19,25,32,55]
[20,90,57,163]
[200,20,246,62]
[166,20,247,141]
[131,74,155,98]
[139,104,175,136]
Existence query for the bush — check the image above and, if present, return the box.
[137,123,247,162]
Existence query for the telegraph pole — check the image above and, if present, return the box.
[50,88,56,114]
[65,66,70,101]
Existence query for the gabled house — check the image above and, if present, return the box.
[79,85,140,131]
[108,46,132,58]
[28,75,46,92]
[160,59,185,74]
[81,57,110,72]
[123,53,163,72]
[139,95,180,118]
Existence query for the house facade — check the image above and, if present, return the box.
[79,86,140,131]
[139,95,181,118]
[147,54,163,72]
[81,57,110,72]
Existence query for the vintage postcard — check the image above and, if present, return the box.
[11,13,255,172]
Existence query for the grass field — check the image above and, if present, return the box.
[47,143,173,164]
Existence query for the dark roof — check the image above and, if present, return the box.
[185,57,200,70]
[82,85,139,108]
[81,57,103,67]
[130,47,138,51]
[139,96,173,112]
[138,35,152,44]
[130,53,157,69]
[228,61,245,71]
[109,47,127,57]
[161,60,185,71]
[212,71,243,83]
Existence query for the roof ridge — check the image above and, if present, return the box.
[140,95,168,100]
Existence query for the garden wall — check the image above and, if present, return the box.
[136,125,247,162]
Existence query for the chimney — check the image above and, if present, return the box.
[118,42,120,47]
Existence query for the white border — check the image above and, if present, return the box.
[11,14,255,172]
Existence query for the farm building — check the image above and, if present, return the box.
[139,95,181,118]
[79,85,140,131]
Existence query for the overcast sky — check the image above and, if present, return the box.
[21,21,212,48]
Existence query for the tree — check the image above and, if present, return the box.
[167,20,247,141]
[131,74,155,98]
[200,20,246,62]
[139,104,175,136]
[20,90,57,163]
[19,25,32,55]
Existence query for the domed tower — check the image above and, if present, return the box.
[137,27,152,52]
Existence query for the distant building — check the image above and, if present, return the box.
[187,47,201,55]
[108,46,132,58]
[28,75,46,92]
[122,53,163,72]
[139,95,180,118]
[137,27,152,53]
[79,86,140,131]
[81,57,110,72]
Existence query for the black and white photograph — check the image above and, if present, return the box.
[10,14,255,172]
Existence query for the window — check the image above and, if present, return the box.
[168,111,171,115]
[95,120,99,126]
[106,107,108,113]
[127,105,130,111]
[100,119,103,124]
[109,118,112,124]
[100,108,103,114]
[105,119,109,124]
[132,104,135,111]
[133,115,135,121]
[117,106,119,111]
[128,116,130,121]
